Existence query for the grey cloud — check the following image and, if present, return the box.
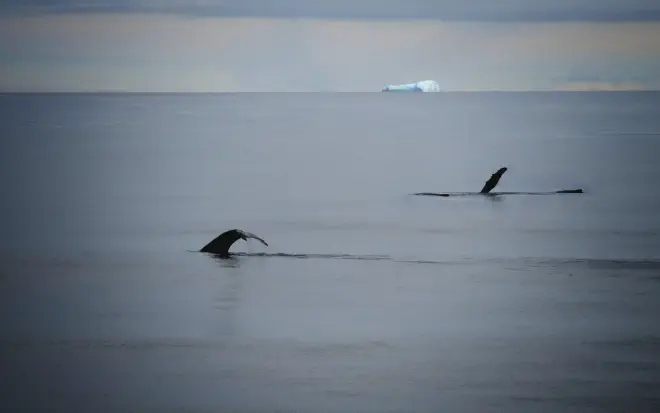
[3,0,660,21]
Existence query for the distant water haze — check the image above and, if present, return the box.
[2,12,660,92]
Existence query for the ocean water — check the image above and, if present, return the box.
[1,92,660,412]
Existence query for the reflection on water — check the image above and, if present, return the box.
[2,252,660,413]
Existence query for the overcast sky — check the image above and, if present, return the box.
[2,0,660,91]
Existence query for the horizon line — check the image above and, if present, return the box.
[4,8,660,24]
[2,90,659,95]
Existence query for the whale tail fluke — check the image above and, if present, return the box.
[480,167,508,194]
[200,229,268,257]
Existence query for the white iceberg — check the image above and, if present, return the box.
[381,80,440,92]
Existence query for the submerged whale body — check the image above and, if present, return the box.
[200,229,268,258]
[413,189,584,197]
[412,167,584,197]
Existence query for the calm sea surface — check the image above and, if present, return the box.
[1,92,660,412]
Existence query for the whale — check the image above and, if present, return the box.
[413,189,584,197]
[480,166,508,194]
[412,167,584,197]
[200,229,268,258]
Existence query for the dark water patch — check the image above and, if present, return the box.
[214,253,660,273]
[543,258,660,272]
[0,338,397,355]
[582,335,660,350]
[233,252,392,261]
[600,131,660,137]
